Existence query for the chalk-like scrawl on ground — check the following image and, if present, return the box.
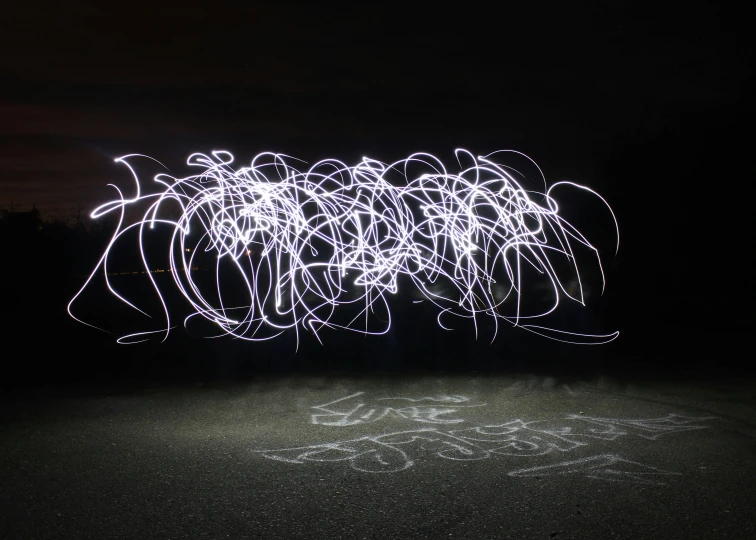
[494,413,717,446]
[449,420,588,456]
[561,414,716,440]
[310,392,486,426]
[508,454,682,485]
[254,414,715,479]
[257,429,490,473]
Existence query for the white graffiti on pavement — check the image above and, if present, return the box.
[254,413,715,481]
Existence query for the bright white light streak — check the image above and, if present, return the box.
[68,149,619,347]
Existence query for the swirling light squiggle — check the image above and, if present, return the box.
[68,149,619,347]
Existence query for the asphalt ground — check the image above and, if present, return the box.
[1,372,755,540]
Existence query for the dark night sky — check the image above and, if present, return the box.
[2,2,749,215]
[1,1,752,356]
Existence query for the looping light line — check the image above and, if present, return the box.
[67,149,619,348]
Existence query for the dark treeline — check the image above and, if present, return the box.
[0,204,621,387]
[0,201,750,391]
[2,99,754,390]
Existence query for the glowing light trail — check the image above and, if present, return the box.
[68,149,619,347]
